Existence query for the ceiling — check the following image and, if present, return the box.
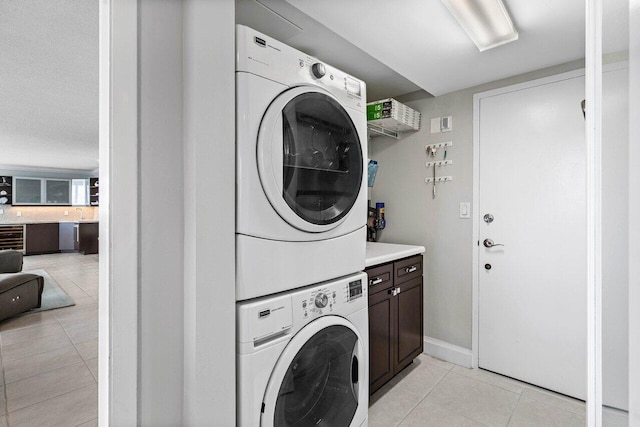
[236,0,424,100]
[0,0,98,172]
[0,0,628,172]
[244,0,628,97]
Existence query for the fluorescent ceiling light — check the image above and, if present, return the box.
[441,0,519,51]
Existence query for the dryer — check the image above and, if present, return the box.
[236,25,368,301]
[237,272,369,427]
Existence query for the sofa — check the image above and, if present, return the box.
[0,250,44,322]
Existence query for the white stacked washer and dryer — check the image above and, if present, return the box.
[235,25,369,426]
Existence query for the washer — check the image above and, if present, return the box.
[236,25,368,301]
[237,272,369,427]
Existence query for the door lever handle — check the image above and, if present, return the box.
[483,238,504,248]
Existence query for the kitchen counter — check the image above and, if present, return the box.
[365,242,426,267]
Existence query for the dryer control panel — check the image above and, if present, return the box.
[236,25,366,112]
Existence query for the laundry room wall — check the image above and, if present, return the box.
[369,59,586,353]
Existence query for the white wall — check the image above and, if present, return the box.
[105,1,236,425]
[139,0,185,424]
[370,60,585,350]
[183,0,236,425]
[629,1,640,424]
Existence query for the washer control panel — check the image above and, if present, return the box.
[292,273,367,321]
[314,292,329,308]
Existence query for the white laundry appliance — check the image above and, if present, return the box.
[236,25,368,301]
[237,272,369,427]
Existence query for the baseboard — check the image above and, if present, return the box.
[423,336,473,368]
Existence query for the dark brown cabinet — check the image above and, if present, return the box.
[89,178,99,206]
[77,222,99,255]
[25,223,60,255]
[366,254,423,394]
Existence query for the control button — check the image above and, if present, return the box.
[332,292,336,298]
[299,60,304,68]
[302,301,307,308]
[304,311,308,317]
[330,74,334,80]
[311,63,326,79]
[314,292,328,308]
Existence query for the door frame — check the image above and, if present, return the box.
[98,0,140,425]
[471,67,587,371]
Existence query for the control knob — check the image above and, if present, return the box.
[311,63,326,79]
[314,292,328,308]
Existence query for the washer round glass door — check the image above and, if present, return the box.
[257,86,363,233]
[261,316,365,427]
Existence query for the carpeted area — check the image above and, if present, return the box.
[21,269,75,313]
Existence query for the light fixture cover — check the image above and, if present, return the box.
[441,0,519,52]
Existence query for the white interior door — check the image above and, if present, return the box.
[478,74,588,400]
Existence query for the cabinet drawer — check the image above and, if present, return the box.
[394,255,423,285]
[365,263,394,296]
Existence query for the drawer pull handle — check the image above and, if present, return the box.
[390,287,401,296]
[370,277,383,285]
[405,266,417,273]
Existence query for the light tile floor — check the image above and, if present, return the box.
[0,253,98,427]
[369,354,629,427]
[1,254,629,427]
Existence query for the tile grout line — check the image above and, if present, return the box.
[394,363,452,426]
[7,382,97,424]
[59,318,97,383]
[1,347,86,386]
[504,390,523,427]
[451,367,526,395]
[4,361,94,416]
[1,335,10,422]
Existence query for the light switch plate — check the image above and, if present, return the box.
[16,211,22,217]
[430,117,441,134]
[0,209,3,215]
[459,202,471,219]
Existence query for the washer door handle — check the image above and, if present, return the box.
[351,355,359,384]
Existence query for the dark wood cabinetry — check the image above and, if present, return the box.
[0,176,12,205]
[366,254,423,394]
[89,178,99,206]
[77,222,99,255]
[25,223,60,255]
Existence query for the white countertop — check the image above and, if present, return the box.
[365,242,426,267]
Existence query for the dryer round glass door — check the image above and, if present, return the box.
[261,316,366,427]
[258,86,363,233]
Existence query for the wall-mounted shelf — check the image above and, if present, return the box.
[425,176,453,183]
[425,160,453,168]
[368,123,421,140]
[367,98,421,140]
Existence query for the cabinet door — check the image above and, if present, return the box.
[26,223,60,255]
[394,276,423,373]
[45,179,71,204]
[368,288,396,394]
[79,222,99,254]
[13,178,43,205]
